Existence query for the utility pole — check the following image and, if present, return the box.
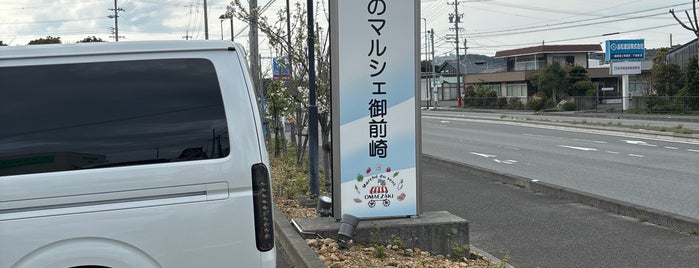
[182,30,192,40]
[307,0,319,198]
[430,29,438,109]
[108,0,125,41]
[250,0,261,99]
[286,0,293,76]
[464,38,468,86]
[203,0,209,40]
[422,18,429,107]
[448,1,464,97]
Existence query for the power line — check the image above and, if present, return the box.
[467,5,690,38]
[108,0,126,41]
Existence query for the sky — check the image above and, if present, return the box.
[1,0,698,57]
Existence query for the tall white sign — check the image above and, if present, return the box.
[331,0,420,219]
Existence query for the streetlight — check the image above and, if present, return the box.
[219,19,224,40]
[219,8,235,42]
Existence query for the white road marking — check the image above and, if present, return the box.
[557,145,598,151]
[622,140,657,147]
[606,151,620,154]
[498,146,521,151]
[440,120,450,123]
[628,154,645,158]
[688,149,699,153]
[470,152,497,158]
[493,159,517,165]
[665,146,679,150]
[524,133,607,144]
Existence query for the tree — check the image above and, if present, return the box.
[652,48,685,96]
[680,56,699,110]
[78,36,105,43]
[230,0,333,192]
[266,80,295,157]
[670,1,699,68]
[572,80,597,97]
[683,56,699,96]
[531,62,567,103]
[0,41,7,46]
[566,65,593,96]
[28,36,61,45]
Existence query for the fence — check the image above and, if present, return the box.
[442,96,699,113]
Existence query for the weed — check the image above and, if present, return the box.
[369,223,380,245]
[374,244,386,258]
[659,127,668,132]
[451,244,470,260]
[689,230,698,236]
[638,215,648,222]
[489,252,510,268]
[673,124,694,134]
[390,235,405,250]
[500,114,508,119]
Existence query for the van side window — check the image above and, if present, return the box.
[0,59,230,176]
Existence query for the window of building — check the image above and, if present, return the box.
[481,84,501,96]
[0,59,230,176]
[514,55,537,71]
[506,83,528,97]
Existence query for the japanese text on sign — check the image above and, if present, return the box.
[368,0,388,158]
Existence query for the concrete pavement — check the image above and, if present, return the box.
[274,109,698,267]
[421,155,699,268]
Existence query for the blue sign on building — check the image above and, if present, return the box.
[605,39,645,61]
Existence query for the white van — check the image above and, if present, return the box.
[0,41,275,267]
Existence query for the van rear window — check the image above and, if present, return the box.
[0,59,230,176]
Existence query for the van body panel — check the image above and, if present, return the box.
[0,41,275,267]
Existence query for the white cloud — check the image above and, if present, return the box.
[1,0,696,56]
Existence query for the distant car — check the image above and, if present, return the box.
[0,41,275,267]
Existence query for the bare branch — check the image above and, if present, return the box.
[670,9,699,35]
[684,10,697,32]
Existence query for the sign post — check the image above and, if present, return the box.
[330,0,421,219]
[605,39,645,111]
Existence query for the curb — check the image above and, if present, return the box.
[274,204,326,268]
[422,154,699,234]
[422,113,699,143]
[274,200,514,267]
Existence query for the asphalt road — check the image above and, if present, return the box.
[422,115,699,220]
[423,110,699,131]
[422,158,699,268]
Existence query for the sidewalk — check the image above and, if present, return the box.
[421,156,699,268]
[429,105,699,125]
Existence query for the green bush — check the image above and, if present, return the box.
[496,97,508,108]
[560,101,577,111]
[526,97,549,111]
[508,98,524,110]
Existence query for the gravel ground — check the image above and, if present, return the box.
[275,199,499,268]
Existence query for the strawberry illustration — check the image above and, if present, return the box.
[386,167,391,173]
[366,167,371,174]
